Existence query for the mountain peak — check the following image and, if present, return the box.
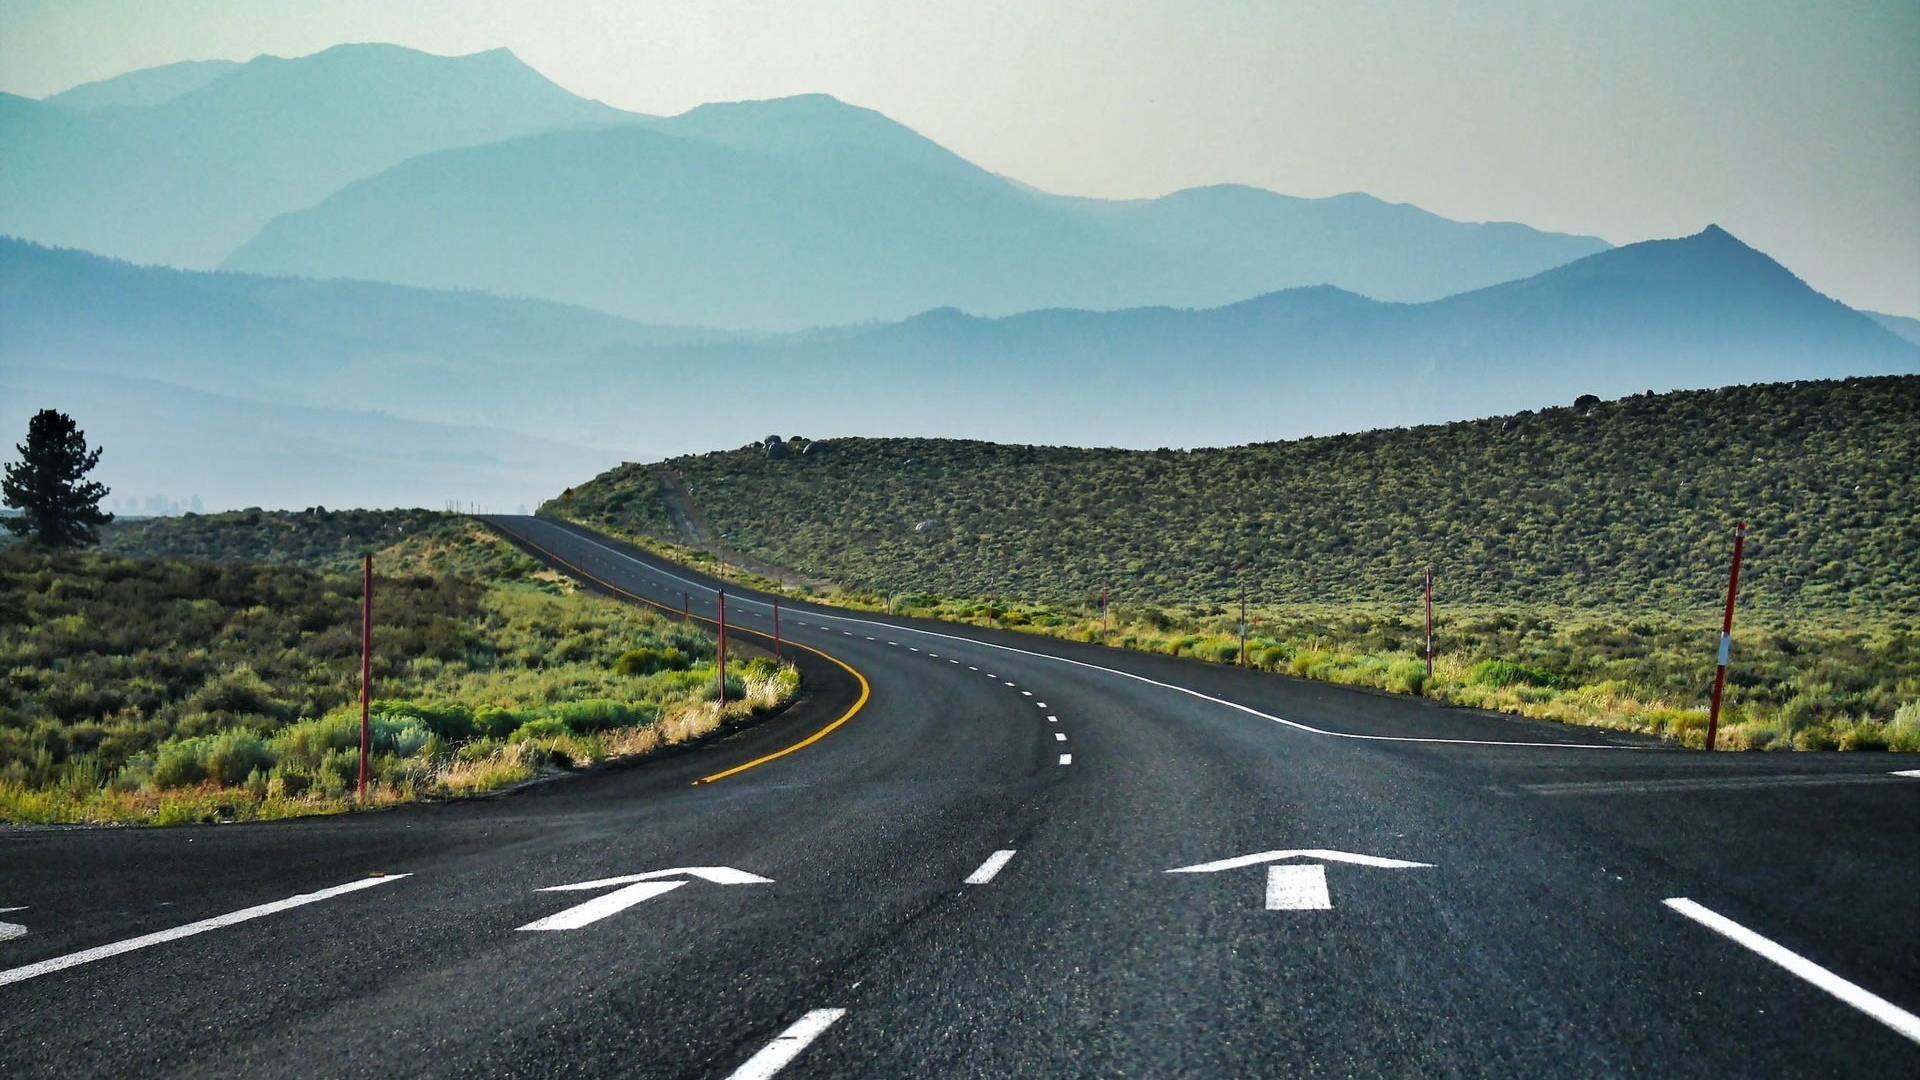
[642,92,993,187]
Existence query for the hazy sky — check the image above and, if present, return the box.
[4,0,1916,317]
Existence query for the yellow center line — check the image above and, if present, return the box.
[491,526,872,786]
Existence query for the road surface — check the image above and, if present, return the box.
[3,515,1916,1078]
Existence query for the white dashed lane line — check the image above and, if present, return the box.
[964,850,1018,885]
[0,875,411,987]
[1047,715,1058,723]
[1054,733,1067,742]
[1059,754,1072,766]
[723,1009,848,1080]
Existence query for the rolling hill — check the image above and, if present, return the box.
[548,375,1920,617]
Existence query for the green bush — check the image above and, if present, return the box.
[204,732,275,786]
[1470,659,1560,689]
[371,716,432,757]
[1387,658,1429,696]
[615,647,690,676]
[151,741,207,789]
[511,717,572,742]
[550,700,654,734]
[373,700,478,742]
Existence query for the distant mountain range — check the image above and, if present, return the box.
[6,44,1606,329]
[5,226,1914,509]
[0,44,626,269]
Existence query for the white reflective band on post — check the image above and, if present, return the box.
[1717,633,1732,666]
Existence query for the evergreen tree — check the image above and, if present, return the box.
[2,409,114,548]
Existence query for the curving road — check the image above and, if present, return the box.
[3,514,1917,1078]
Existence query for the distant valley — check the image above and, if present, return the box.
[4,224,1915,510]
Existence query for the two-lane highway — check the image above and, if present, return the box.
[3,515,1916,1077]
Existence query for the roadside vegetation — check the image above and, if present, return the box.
[99,507,542,580]
[1,518,797,825]
[547,377,1920,750]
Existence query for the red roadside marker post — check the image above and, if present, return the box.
[358,553,372,801]
[1424,566,1435,679]
[716,590,729,706]
[1705,522,1749,751]
[1238,588,1249,667]
[1100,586,1110,634]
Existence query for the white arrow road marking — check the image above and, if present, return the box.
[518,867,774,931]
[1665,898,1920,1045]
[519,882,687,930]
[1169,849,1431,911]
[0,907,26,943]
[1266,865,1332,910]
[0,875,409,987]
[1168,849,1434,874]
[725,1008,847,1080]
[545,867,774,889]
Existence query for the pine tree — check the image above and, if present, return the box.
[2,409,114,548]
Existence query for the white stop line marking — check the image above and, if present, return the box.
[725,1008,848,1080]
[1665,897,1920,1045]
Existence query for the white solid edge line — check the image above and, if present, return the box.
[0,874,412,987]
[725,1008,849,1080]
[1664,897,1920,1045]
[1059,754,1072,765]
[529,521,1634,749]
[964,849,1018,885]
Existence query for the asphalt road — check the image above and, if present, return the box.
[4,514,1917,1078]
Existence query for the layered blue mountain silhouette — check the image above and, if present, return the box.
[0,45,627,269]
[7,44,1603,330]
[6,45,1915,508]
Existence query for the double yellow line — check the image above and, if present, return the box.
[493,526,871,785]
